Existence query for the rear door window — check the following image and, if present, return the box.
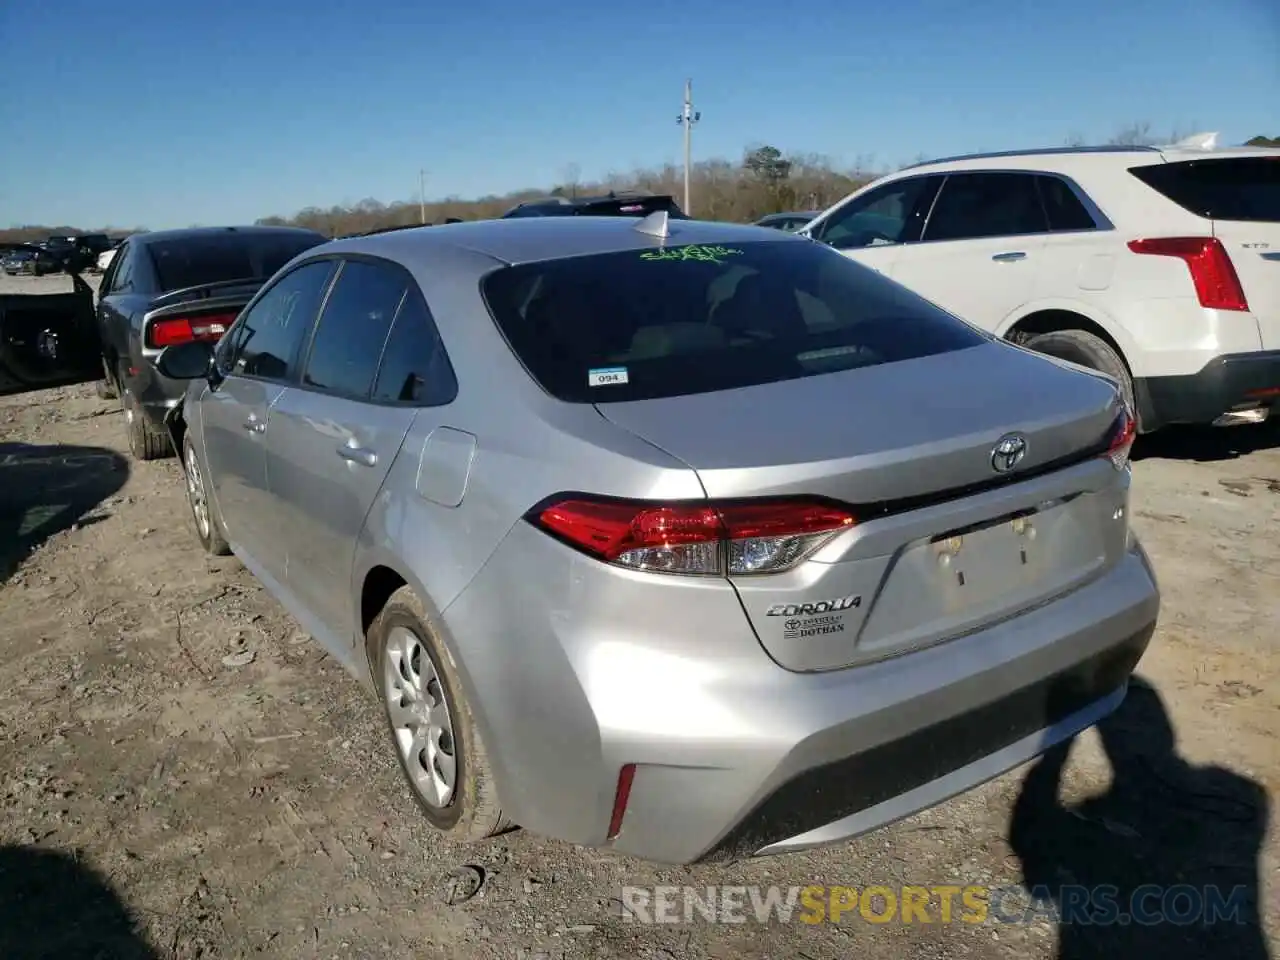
[371,292,458,405]
[923,172,1049,242]
[1036,176,1098,231]
[480,238,988,404]
[301,259,407,400]
[1129,158,1280,222]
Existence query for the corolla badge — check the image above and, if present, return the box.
[990,433,1028,473]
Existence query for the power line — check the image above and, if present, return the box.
[676,78,701,216]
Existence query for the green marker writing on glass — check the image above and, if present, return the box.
[640,245,744,264]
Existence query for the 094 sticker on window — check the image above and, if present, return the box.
[588,367,629,387]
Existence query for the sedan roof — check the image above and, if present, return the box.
[321,215,804,267]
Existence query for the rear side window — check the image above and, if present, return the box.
[1130,158,1280,222]
[302,259,407,399]
[371,293,458,405]
[481,239,988,404]
[924,172,1048,242]
[1037,176,1097,231]
[148,232,326,292]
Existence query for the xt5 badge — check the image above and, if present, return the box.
[765,595,861,641]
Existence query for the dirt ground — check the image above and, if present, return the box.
[0,272,1276,960]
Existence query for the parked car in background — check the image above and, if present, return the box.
[501,191,688,219]
[70,214,1164,866]
[92,225,328,459]
[754,211,820,232]
[97,242,121,273]
[2,250,36,276]
[3,246,65,276]
[802,134,1280,432]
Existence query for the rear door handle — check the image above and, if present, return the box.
[992,251,1027,262]
[337,444,377,467]
[243,415,265,434]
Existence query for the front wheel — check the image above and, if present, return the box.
[1025,329,1135,420]
[367,587,513,841]
[182,433,231,556]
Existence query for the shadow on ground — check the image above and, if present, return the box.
[1009,676,1270,959]
[0,845,158,959]
[1134,420,1280,463]
[0,442,128,585]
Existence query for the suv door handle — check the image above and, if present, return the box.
[992,251,1027,262]
[243,415,265,434]
[337,444,377,468]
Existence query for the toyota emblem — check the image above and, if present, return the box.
[990,433,1028,473]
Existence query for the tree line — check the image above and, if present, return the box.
[4,130,1275,242]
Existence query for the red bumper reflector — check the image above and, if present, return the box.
[607,763,636,840]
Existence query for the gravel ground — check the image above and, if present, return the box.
[0,272,1276,959]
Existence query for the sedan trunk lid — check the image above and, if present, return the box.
[596,342,1131,671]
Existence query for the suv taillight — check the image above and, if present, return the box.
[1102,408,1136,470]
[528,496,857,576]
[148,312,237,348]
[1127,237,1249,312]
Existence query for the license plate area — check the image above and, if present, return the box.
[856,496,1109,655]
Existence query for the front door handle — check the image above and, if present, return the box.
[337,444,377,468]
[243,415,265,434]
[992,251,1027,262]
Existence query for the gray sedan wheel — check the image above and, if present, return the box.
[367,586,513,840]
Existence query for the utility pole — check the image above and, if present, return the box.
[676,78,701,216]
[419,169,427,224]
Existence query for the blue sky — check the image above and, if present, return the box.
[2,0,1276,229]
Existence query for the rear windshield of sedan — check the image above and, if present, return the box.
[148,232,326,292]
[480,238,988,403]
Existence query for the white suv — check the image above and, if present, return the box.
[801,136,1280,432]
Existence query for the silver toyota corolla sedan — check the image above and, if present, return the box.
[155,213,1160,865]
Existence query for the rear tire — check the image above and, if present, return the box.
[182,433,232,556]
[1024,328,1135,417]
[119,370,173,461]
[366,586,513,842]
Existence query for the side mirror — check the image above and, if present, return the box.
[156,340,215,380]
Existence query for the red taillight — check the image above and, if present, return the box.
[148,312,237,348]
[607,763,636,841]
[1102,408,1136,470]
[1127,237,1249,312]
[530,496,856,576]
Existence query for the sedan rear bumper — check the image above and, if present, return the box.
[441,522,1160,865]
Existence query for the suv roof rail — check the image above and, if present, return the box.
[902,144,1164,170]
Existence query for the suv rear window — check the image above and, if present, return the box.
[1130,158,1280,222]
[481,239,987,403]
[148,232,326,292]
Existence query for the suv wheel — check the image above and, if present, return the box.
[118,367,173,461]
[182,433,231,556]
[1025,329,1135,419]
[367,586,513,841]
